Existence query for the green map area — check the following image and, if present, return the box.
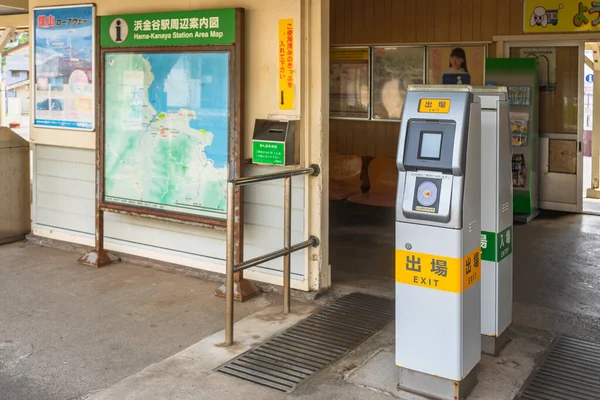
[103,52,230,219]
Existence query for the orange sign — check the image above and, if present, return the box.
[278,19,294,110]
[395,248,481,293]
[418,98,451,114]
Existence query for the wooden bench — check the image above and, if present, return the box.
[329,153,363,201]
[348,157,397,207]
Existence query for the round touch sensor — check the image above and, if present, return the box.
[417,181,438,207]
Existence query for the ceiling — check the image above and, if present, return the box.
[0,0,26,15]
[0,6,25,15]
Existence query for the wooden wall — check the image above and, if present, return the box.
[330,0,525,157]
[510,46,579,135]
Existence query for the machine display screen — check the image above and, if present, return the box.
[418,132,442,160]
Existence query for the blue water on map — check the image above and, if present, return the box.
[143,53,230,169]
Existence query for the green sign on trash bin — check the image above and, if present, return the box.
[252,141,285,166]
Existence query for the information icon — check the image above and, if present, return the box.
[109,18,129,44]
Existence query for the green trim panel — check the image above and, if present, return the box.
[485,57,537,72]
[481,227,513,263]
[513,190,533,215]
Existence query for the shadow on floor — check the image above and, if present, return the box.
[329,201,395,280]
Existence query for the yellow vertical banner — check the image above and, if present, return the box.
[278,18,294,110]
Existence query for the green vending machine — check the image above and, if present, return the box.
[485,58,539,223]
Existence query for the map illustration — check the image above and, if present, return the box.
[103,52,229,219]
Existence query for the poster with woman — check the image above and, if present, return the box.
[427,46,486,86]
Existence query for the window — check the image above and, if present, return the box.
[329,44,487,121]
[371,46,425,121]
[330,47,370,119]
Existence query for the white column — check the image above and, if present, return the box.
[588,60,600,198]
[303,0,330,291]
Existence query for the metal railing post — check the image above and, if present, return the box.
[225,182,235,346]
[223,166,320,345]
[283,176,292,314]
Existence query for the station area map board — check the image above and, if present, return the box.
[99,8,241,223]
[103,52,229,219]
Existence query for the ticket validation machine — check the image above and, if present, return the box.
[395,86,482,400]
[473,87,513,356]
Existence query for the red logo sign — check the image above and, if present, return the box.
[37,14,56,28]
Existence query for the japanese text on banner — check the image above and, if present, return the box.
[395,248,481,293]
[278,19,294,110]
[34,5,95,130]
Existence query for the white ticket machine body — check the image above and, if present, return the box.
[473,87,513,356]
[395,85,482,400]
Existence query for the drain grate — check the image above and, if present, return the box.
[216,292,394,392]
[516,335,600,400]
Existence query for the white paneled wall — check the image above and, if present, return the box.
[34,144,307,280]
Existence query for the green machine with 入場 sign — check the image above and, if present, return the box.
[485,58,539,223]
[252,119,299,166]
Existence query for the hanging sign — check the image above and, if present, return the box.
[33,5,95,130]
[524,1,600,33]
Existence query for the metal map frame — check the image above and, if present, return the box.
[79,8,245,268]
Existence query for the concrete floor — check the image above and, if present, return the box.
[513,211,600,319]
[583,197,600,214]
[329,201,395,281]
[0,242,269,400]
[3,208,600,399]
[84,312,554,400]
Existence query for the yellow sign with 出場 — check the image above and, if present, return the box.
[462,247,481,292]
[418,98,451,114]
[524,0,600,33]
[395,248,481,293]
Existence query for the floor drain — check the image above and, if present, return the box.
[216,292,394,392]
[515,335,600,400]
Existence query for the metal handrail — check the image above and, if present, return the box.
[225,165,320,345]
